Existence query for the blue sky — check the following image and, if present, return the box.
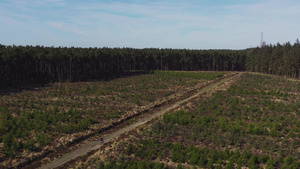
[1,0,300,49]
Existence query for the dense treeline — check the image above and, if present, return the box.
[0,45,245,87]
[1,39,300,87]
[246,40,300,78]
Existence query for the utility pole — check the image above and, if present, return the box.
[261,32,266,47]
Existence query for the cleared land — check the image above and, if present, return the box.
[68,73,300,169]
[0,71,227,168]
[38,72,241,169]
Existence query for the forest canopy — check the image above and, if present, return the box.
[0,40,299,87]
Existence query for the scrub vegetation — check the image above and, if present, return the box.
[77,73,300,169]
[0,71,225,165]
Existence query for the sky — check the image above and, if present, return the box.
[1,0,300,49]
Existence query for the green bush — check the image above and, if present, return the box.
[259,155,269,163]
[284,155,294,165]
[176,164,184,169]
[189,153,200,165]
[206,158,214,168]
[225,161,234,169]
[198,155,207,167]
[126,144,134,155]
[171,146,186,163]
[97,161,105,169]
[153,162,165,169]
[3,132,21,157]
[24,139,35,151]
[163,110,191,125]
[36,133,52,146]
[135,147,146,158]
[248,155,259,169]
[281,155,299,168]
[237,156,248,166]
[210,149,219,163]
[151,121,162,134]
[266,157,276,169]
[230,149,241,161]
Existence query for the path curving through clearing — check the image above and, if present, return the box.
[39,73,242,169]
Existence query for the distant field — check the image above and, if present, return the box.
[0,71,225,166]
[76,73,300,169]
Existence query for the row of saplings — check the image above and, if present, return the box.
[95,139,299,169]
[0,106,94,158]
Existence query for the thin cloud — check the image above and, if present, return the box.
[1,0,300,49]
[8,0,66,7]
[47,21,88,35]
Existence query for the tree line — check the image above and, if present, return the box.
[246,39,300,79]
[0,45,245,87]
[0,40,299,87]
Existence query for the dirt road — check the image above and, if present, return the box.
[39,73,242,169]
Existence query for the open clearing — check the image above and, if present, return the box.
[37,73,241,169]
[1,72,299,169]
[67,73,299,169]
[0,71,229,168]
